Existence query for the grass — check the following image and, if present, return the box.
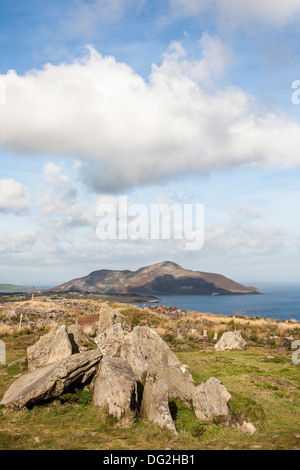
[1,342,299,449]
[0,296,299,450]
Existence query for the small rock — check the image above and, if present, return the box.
[239,421,257,435]
[282,335,294,346]
[71,432,84,439]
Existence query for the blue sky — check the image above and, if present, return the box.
[0,0,300,286]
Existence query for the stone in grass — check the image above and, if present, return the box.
[214,331,247,351]
[192,377,232,424]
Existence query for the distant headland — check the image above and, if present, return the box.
[49,261,261,296]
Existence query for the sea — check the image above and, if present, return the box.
[2,283,300,322]
[132,283,300,322]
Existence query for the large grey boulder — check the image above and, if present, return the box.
[119,326,195,402]
[214,331,247,351]
[98,303,127,335]
[1,350,102,410]
[95,322,129,357]
[140,376,178,435]
[192,377,232,423]
[92,357,137,420]
[27,325,73,371]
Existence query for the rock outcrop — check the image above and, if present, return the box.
[140,376,178,435]
[95,322,128,357]
[97,303,127,335]
[92,357,137,420]
[215,331,247,351]
[27,325,73,371]
[0,303,256,435]
[1,350,102,410]
[192,377,232,423]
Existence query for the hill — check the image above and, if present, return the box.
[0,284,30,292]
[50,261,261,295]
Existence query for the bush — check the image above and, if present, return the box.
[59,387,92,406]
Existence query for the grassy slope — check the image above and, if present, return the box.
[0,302,299,450]
[0,284,30,291]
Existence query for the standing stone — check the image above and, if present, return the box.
[213,333,218,341]
[92,357,137,421]
[1,350,102,410]
[98,303,126,335]
[119,326,195,402]
[192,377,232,423]
[214,331,247,351]
[0,339,5,364]
[140,376,178,435]
[95,323,128,358]
[27,325,73,371]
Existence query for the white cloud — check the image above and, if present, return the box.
[0,230,36,253]
[62,0,146,36]
[38,163,95,231]
[0,179,31,214]
[204,222,290,257]
[1,38,300,193]
[169,0,300,29]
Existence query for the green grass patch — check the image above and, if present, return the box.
[169,400,207,437]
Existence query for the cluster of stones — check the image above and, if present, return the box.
[0,303,256,435]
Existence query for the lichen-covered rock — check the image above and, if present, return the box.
[119,326,195,402]
[0,350,102,410]
[95,322,129,357]
[98,303,126,335]
[140,376,177,435]
[214,331,247,351]
[92,357,137,420]
[27,325,73,371]
[192,377,232,423]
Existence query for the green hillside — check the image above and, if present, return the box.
[0,284,30,291]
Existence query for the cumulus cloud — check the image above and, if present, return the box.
[169,0,300,30]
[0,179,31,214]
[1,37,300,193]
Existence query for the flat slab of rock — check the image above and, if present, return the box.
[192,377,232,423]
[27,325,73,371]
[140,377,177,435]
[1,350,102,410]
[215,331,247,351]
[92,357,137,420]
